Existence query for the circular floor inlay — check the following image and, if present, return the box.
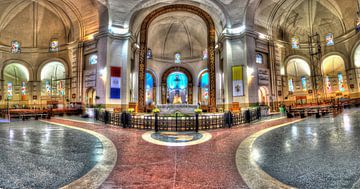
[142,131,212,146]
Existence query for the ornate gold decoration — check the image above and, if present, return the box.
[138,4,216,112]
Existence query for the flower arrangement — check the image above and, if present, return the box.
[128,108,135,113]
[152,108,160,114]
[194,108,203,114]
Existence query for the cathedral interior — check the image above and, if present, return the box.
[2,0,360,188]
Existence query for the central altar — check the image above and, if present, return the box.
[157,104,198,114]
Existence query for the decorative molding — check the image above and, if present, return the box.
[137,4,217,112]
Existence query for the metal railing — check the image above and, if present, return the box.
[95,108,263,131]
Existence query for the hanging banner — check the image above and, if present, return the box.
[289,79,294,92]
[110,67,121,99]
[326,76,331,92]
[301,77,307,91]
[232,66,244,97]
[7,82,13,99]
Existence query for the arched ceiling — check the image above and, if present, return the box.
[105,0,250,32]
[0,0,101,46]
[41,62,66,80]
[255,0,357,42]
[322,55,345,75]
[3,63,30,82]
[147,12,207,61]
[286,58,311,77]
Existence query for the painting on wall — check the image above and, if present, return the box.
[232,66,244,97]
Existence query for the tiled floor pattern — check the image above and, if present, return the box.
[47,117,298,189]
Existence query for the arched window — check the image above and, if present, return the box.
[175,53,181,64]
[145,72,156,105]
[41,62,66,96]
[167,72,188,104]
[202,49,208,60]
[89,54,98,65]
[256,53,263,64]
[3,63,29,100]
[11,40,21,53]
[301,77,307,91]
[199,72,209,105]
[288,79,294,92]
[147,48,153,59]
[49,39,59,52]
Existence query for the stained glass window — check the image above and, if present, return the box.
[58,80,65,96]
[145,72,154,105]
[46,80,51,96]
[256,53,263,64]
[291,36,300,49]
[49,39,59,52]
[21,81,26,100]
[325,33,334,46]
[89,54,98,65]
[202,49,208,60]
[167,72,188,104]
[7,82,13,98]
[288,79,294,92]
[175,53,181,64]
[338,73,345,92]
[301,77,307,91]
[147,48,153,59]
[200,72,209,105]
[326,76,331,92]
[11,40,21,53]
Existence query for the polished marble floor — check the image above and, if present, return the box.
[0,120,103,189]
[47,116,297,188]
[253,109,360,189]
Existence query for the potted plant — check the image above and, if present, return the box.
[194,108,203,114]
[152,108,160,114]
[128,108,135,115]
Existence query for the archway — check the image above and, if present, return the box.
[86,88,96,107]
[137,4,216,112]
[286,58,311,92]
[321,55,347,97]
[258,86,269,106]
[3,63,30,102]
[198,71,209,105]
[161,67,193,104]
[145,71,156,105]
[40,61,67,103]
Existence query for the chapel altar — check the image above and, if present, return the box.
[157,104,198,114]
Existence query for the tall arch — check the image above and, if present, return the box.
[161,67,193,105]
[137,4,216,112]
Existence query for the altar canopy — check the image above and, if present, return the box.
[167,72,188,104]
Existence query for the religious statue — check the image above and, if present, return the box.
[173,93,182,104]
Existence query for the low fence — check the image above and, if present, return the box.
[95,108,262,131]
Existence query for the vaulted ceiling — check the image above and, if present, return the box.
[0,0,101,46]
[255,0,359,42]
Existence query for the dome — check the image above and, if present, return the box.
[147,11,208,62]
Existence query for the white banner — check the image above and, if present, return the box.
[111,77,121,88]
[233,80,244,96]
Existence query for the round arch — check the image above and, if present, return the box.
[146,69,157,105]
[161,67,193,104]
[321,55,346,75]
[37,58,69,81]
[137,4,216,112]
[351,42,360,68]
[1,59,34,81]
